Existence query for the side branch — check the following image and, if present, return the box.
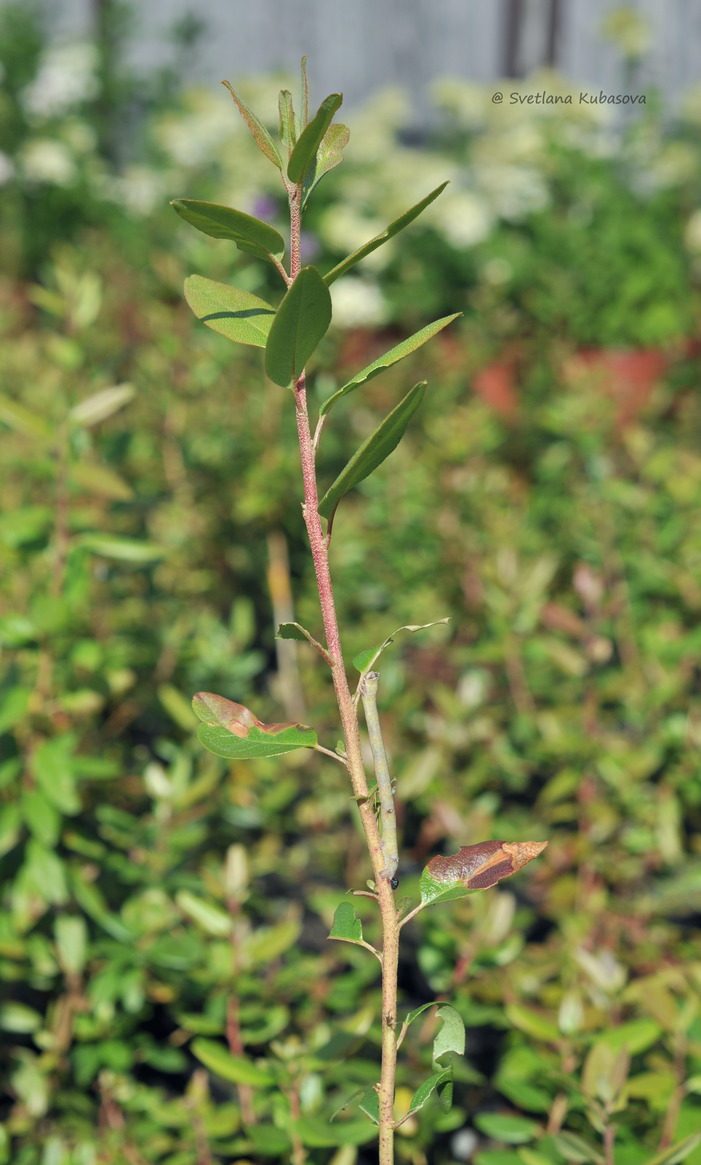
[359,671,399,884]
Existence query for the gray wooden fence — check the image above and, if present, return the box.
[34,0,701,124]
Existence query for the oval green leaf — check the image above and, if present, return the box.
[318,382,425,522]
[323,182,449,286]
[264,266,332,387]
[184,275,276,348]
[287,93,343,184]
[329,901,363,943]
[197,722,317,760]
[172,200,285,264]
[192,1037,274,1086]
[474,1112,540,1145]
[433,1004,466,1063]
[320,314,461,416]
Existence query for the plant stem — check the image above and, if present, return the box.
[288,182,399,1163]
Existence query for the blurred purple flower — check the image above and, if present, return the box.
[301,231,320,262]
[251,194,278,221]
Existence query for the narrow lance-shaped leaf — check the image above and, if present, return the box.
[324,182,449,286]
[192,692,317,760]
[318,382,426,523]
[320,314,461,416]
[171,200,285,265]
[276,621,330,662]
[192,1037,274,1086]
[287,92,343,184]
[420,839,548,907]
[302,122,350,208]
[69,383,134,427]
[278,89,297,152]
[353,619,450,675]
[265,266,332,387]
[222,80,282,169]
[300,55,309,124]
[0,394,52,440]
[184,275,275,348]
[641,1133,701,1165]
[77,533,165,562]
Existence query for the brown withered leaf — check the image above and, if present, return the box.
[192,692,295,737]
[426,840,548,891]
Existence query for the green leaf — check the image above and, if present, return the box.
[641,1133,701,1165]
[352,619,449,674]
[184,275,275,348]
[0,507,51,549]
[0,393,52,440]
[302,122,350,207]
[192,691,317,760]
[197,722,316,760]
[474,1113,540,1145]
[0,686,30,735]
[433,1004,466,1062]
[265,266,332,387]
[318,382,425,522]
[320,314,461,416]
[22,789,60,846]
[276,621,327,656]
[0,1002,43,1033]
[551,1131,605,1165]
[222,81,282,169]
[77,533,165,562]
[171,200,285,265]
[248,1126,293,1155]
[192,1038,274,1086]
[329,901,363,943]
[69,383,134,426]
[295,1114,377,1147]
[505,1004,560,1044]
[287,93,343,184]
[324,182,449,285]
[596,1018,661,1054]
[278,89,297,151]
[70,462,133,501]
[54,915,88,975]
[420,841,547,906]
[300,56,309,123]
[32,737,80,815]
[357,1086,379,1125]
[246,918,302,965]
[406,1068,454,1117]
[175,890,232,937]
[404,1001,444,1027]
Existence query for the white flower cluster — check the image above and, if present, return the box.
[22,41,99,118]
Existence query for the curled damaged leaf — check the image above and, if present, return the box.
[421,840,547,906]
[192,692,317,759]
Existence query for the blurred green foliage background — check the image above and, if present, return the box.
[2,3,701,1164]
